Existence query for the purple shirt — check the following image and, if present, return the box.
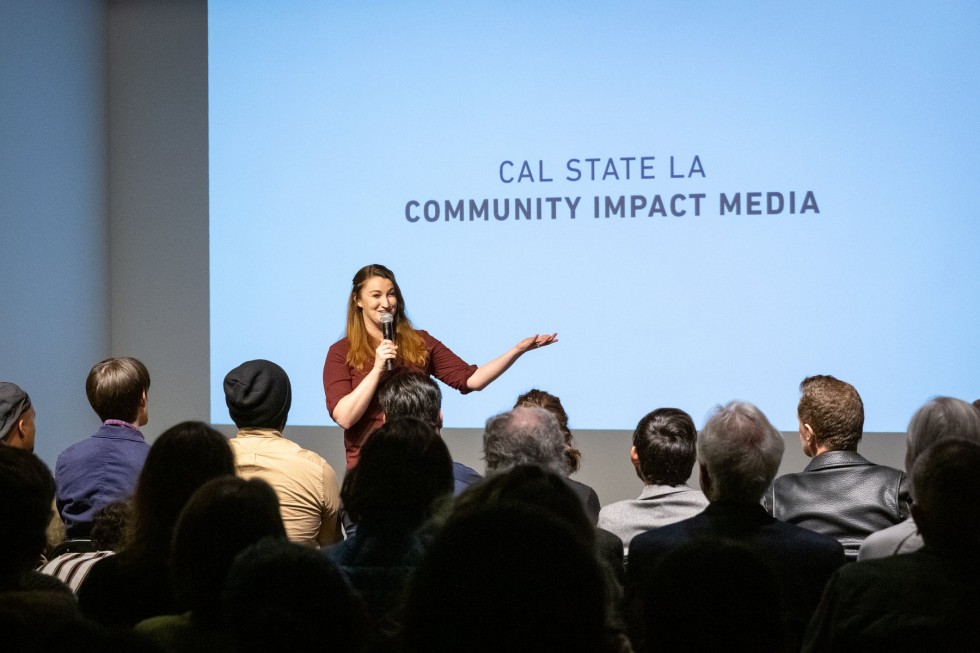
[55,422,149,538]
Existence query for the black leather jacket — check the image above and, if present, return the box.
[763,450,911,558]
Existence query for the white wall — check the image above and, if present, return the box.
[0,0,110,466]
[0,0,210,467]
[107,0,211,440]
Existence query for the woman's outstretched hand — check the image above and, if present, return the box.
[515,333,559,353]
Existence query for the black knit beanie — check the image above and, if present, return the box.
[223,360,291,430]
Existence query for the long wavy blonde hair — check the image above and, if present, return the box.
[345,264,428,372]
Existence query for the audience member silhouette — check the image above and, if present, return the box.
[328,416,453,651]
[401,502,608,653]
[598,407,709,558]
[452,464,595,544]
[135,476,286,652]
[77,420,236,627]
[860,396,980,560]
[221,538,365,653]
[451,464,630,651]
[0,447,68,594]
[764,375,910,558]
[641,538,781,653]
[0,446,80,650]
[804,438,980,651]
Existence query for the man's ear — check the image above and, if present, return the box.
[437,409,444,431]
[630,446,644,481]
[11,419,25,443]
[380,413,387,424]
[799,421,816,456]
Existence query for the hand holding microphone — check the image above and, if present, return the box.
[380,312,395,371]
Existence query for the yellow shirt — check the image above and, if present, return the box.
[229,428,342,547]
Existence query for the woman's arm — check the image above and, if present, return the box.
[466,333,558,391]
[327,340,397,429]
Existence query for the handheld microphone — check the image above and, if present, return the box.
[380,312,395,371]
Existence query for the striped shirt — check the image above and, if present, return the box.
[38,551,115,593]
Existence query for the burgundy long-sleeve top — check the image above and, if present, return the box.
[323,330,477,469]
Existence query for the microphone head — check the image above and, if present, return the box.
[380,312,395,340]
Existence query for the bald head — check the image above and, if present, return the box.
[483,406,568,476]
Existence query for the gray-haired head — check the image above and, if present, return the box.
[697,401,784,504]
[905,397,980,475]
[483,406,569,476]
[378,370,442,432]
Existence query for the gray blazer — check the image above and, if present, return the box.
[598,484,709,556]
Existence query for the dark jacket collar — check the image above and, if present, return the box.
[703,500,775,530]
[803,450,871,473]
